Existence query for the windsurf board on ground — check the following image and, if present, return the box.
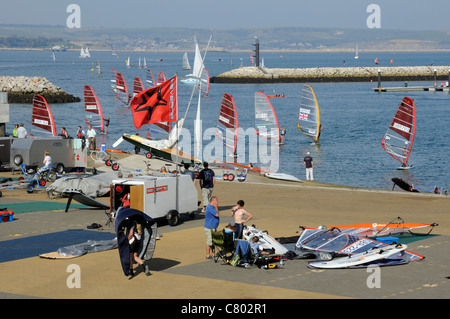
[265,173,301,182]
[243,225,288,255]
[307,244,407,269]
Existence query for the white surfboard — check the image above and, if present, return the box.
[307,244,407,269]
[265,172,301,182]
[243,225,288,255]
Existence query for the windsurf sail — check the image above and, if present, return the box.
[216,93,239,156]
[381,96,416,166]
[110,68,117,92]
[254,91,280,142]
[133,77,145,97]
[84,85,104,132]
[296,227,424,262]
[115,72,129,105]
[182,52,191,70]
[145,68,155,88]
[31,94,57,137]
[298,84,321,142]
[199,67,210,96]
[157,71,166,86]
[300,217,438,238]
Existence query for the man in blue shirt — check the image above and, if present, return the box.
[204,196,219,259]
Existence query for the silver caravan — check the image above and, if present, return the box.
[10,137,87,173]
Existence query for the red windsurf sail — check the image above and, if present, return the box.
[381,96,416,165]
[84,85,104,131]
[157,71,166,86]
[130,76,177,129]
[32,94,57,136]
[115,72,129,105]
[133,77,145,97]
[216,93,238,154]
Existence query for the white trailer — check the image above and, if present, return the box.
[111,175,198,226]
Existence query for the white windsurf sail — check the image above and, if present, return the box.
[216,93,239,156]
[182,52,191,70]
[254,91,280,142]
[31,94,57,137]
[110,68,117,92]
[298,84,321,142]
[381,96,416,166]
[84,85,104,132]
[199,67,210,96]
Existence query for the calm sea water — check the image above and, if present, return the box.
[1,49,449,191]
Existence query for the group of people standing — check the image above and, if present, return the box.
[193,161,254,260]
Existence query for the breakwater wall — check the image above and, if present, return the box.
[211,66,450,83]
[0,76,80,103]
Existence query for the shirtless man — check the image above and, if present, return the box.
[231,200,253,239]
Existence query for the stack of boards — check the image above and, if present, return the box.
[307,244,408,269]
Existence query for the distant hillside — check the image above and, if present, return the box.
[1,24,450,52]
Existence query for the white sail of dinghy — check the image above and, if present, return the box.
[182,52,191,70]
[381,96,416,169]
[31,94,57,137]
[84,85,104,132]
[216,93,239,157]
[254,91,280,143]
[298,84,321,143]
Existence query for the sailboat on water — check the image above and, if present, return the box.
[355,43,359,59]
[182,52,191,70]
[298,84,321,144]
[181,36,210,95]
[79,47,90,58]
[381,96,416,170]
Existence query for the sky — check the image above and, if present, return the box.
[0,0,449,31]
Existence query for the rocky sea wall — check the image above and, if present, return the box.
[0,76,80,103]
[211,66,450,83]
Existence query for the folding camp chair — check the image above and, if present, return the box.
[211,229,236,264]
